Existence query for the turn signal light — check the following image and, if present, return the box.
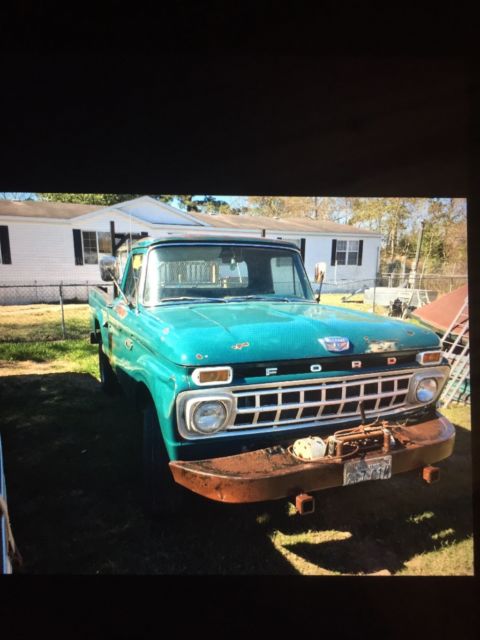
[416,351,443,365]
[192,367,233,386]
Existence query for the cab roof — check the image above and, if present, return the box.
[132,235,301,251]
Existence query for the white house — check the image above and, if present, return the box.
[0,196,382,303]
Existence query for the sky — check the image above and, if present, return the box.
[0,193,244,206]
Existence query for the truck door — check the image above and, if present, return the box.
[107,252,144,377]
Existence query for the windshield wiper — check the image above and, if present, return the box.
[224,295,311,303]
[159,296,227,304]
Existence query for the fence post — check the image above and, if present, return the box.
[59,284,66,339]
[372,277,377,314]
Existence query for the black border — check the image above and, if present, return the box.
[0,33,478,640]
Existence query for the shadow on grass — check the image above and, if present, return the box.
[0,371,473,574]
[269,422,473,574]
[0,371,295,574]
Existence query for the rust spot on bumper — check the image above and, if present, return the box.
[169,415,455,504]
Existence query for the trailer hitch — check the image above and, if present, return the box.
[295,493,315,515]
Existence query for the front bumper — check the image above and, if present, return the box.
[169,414,455,503]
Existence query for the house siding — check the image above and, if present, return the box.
[264,232,380,288]
[0,202,382,303]
[0,213,150,285]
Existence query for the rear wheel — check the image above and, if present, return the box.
[143,399,185,516]
[98,344,120,395]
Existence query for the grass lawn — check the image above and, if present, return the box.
[0,304,474,575]
[0,303,90,342]
[318,293,389,315]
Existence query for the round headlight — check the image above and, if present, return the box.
[192,401,227,433]
[415,378,438,403]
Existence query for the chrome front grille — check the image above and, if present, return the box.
[231,372,412,430]
[177,365,451,439]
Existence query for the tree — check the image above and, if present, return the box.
[345,197,425,268]
[36,192,235,215]
[419,198,467,273]
[176,195,233,214]
[38,193,146,206]
[245,196,336,219]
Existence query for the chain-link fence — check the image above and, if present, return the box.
[376,273,467,295]
[312,274,467,316]
[314,274,467,296]
[0,282,111,306]
[0,274,468,343]
[0,283,113,342]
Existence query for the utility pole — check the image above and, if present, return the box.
[110,220,116,257]
[409,220,425,288]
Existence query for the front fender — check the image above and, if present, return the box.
[133,353,191,457]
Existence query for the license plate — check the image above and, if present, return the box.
[343,455,392,486]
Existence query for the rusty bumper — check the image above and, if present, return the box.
[169,415,455,503]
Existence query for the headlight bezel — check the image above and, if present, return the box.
[406,366,449,405]
[184,394,234,435]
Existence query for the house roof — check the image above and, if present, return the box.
[186,210,380,235]
[0,199,99,218]
[0,197,380,236]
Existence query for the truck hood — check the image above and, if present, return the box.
[142,301,440,367]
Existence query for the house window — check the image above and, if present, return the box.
[334,240,361,266]
[82,231,112,265]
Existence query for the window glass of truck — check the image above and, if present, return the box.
[123,253,144,302]
[142,244,314,304]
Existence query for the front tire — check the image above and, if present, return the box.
[143,399,185,516]
[98,344,120,395]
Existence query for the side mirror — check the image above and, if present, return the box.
[314,261,326,303]
[99,256,119,282]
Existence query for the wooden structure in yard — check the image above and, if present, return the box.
[412,285,469,407]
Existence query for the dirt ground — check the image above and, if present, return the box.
[0,357,473,575]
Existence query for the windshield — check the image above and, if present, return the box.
[143,244,315,305]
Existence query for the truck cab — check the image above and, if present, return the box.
[89,236,454,515]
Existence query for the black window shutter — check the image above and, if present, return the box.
[330,239,337,266]
[0,226,12,264]
[358,240,363,266]
[73,229,84,265]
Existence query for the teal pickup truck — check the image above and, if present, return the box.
[89,236,455,515]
